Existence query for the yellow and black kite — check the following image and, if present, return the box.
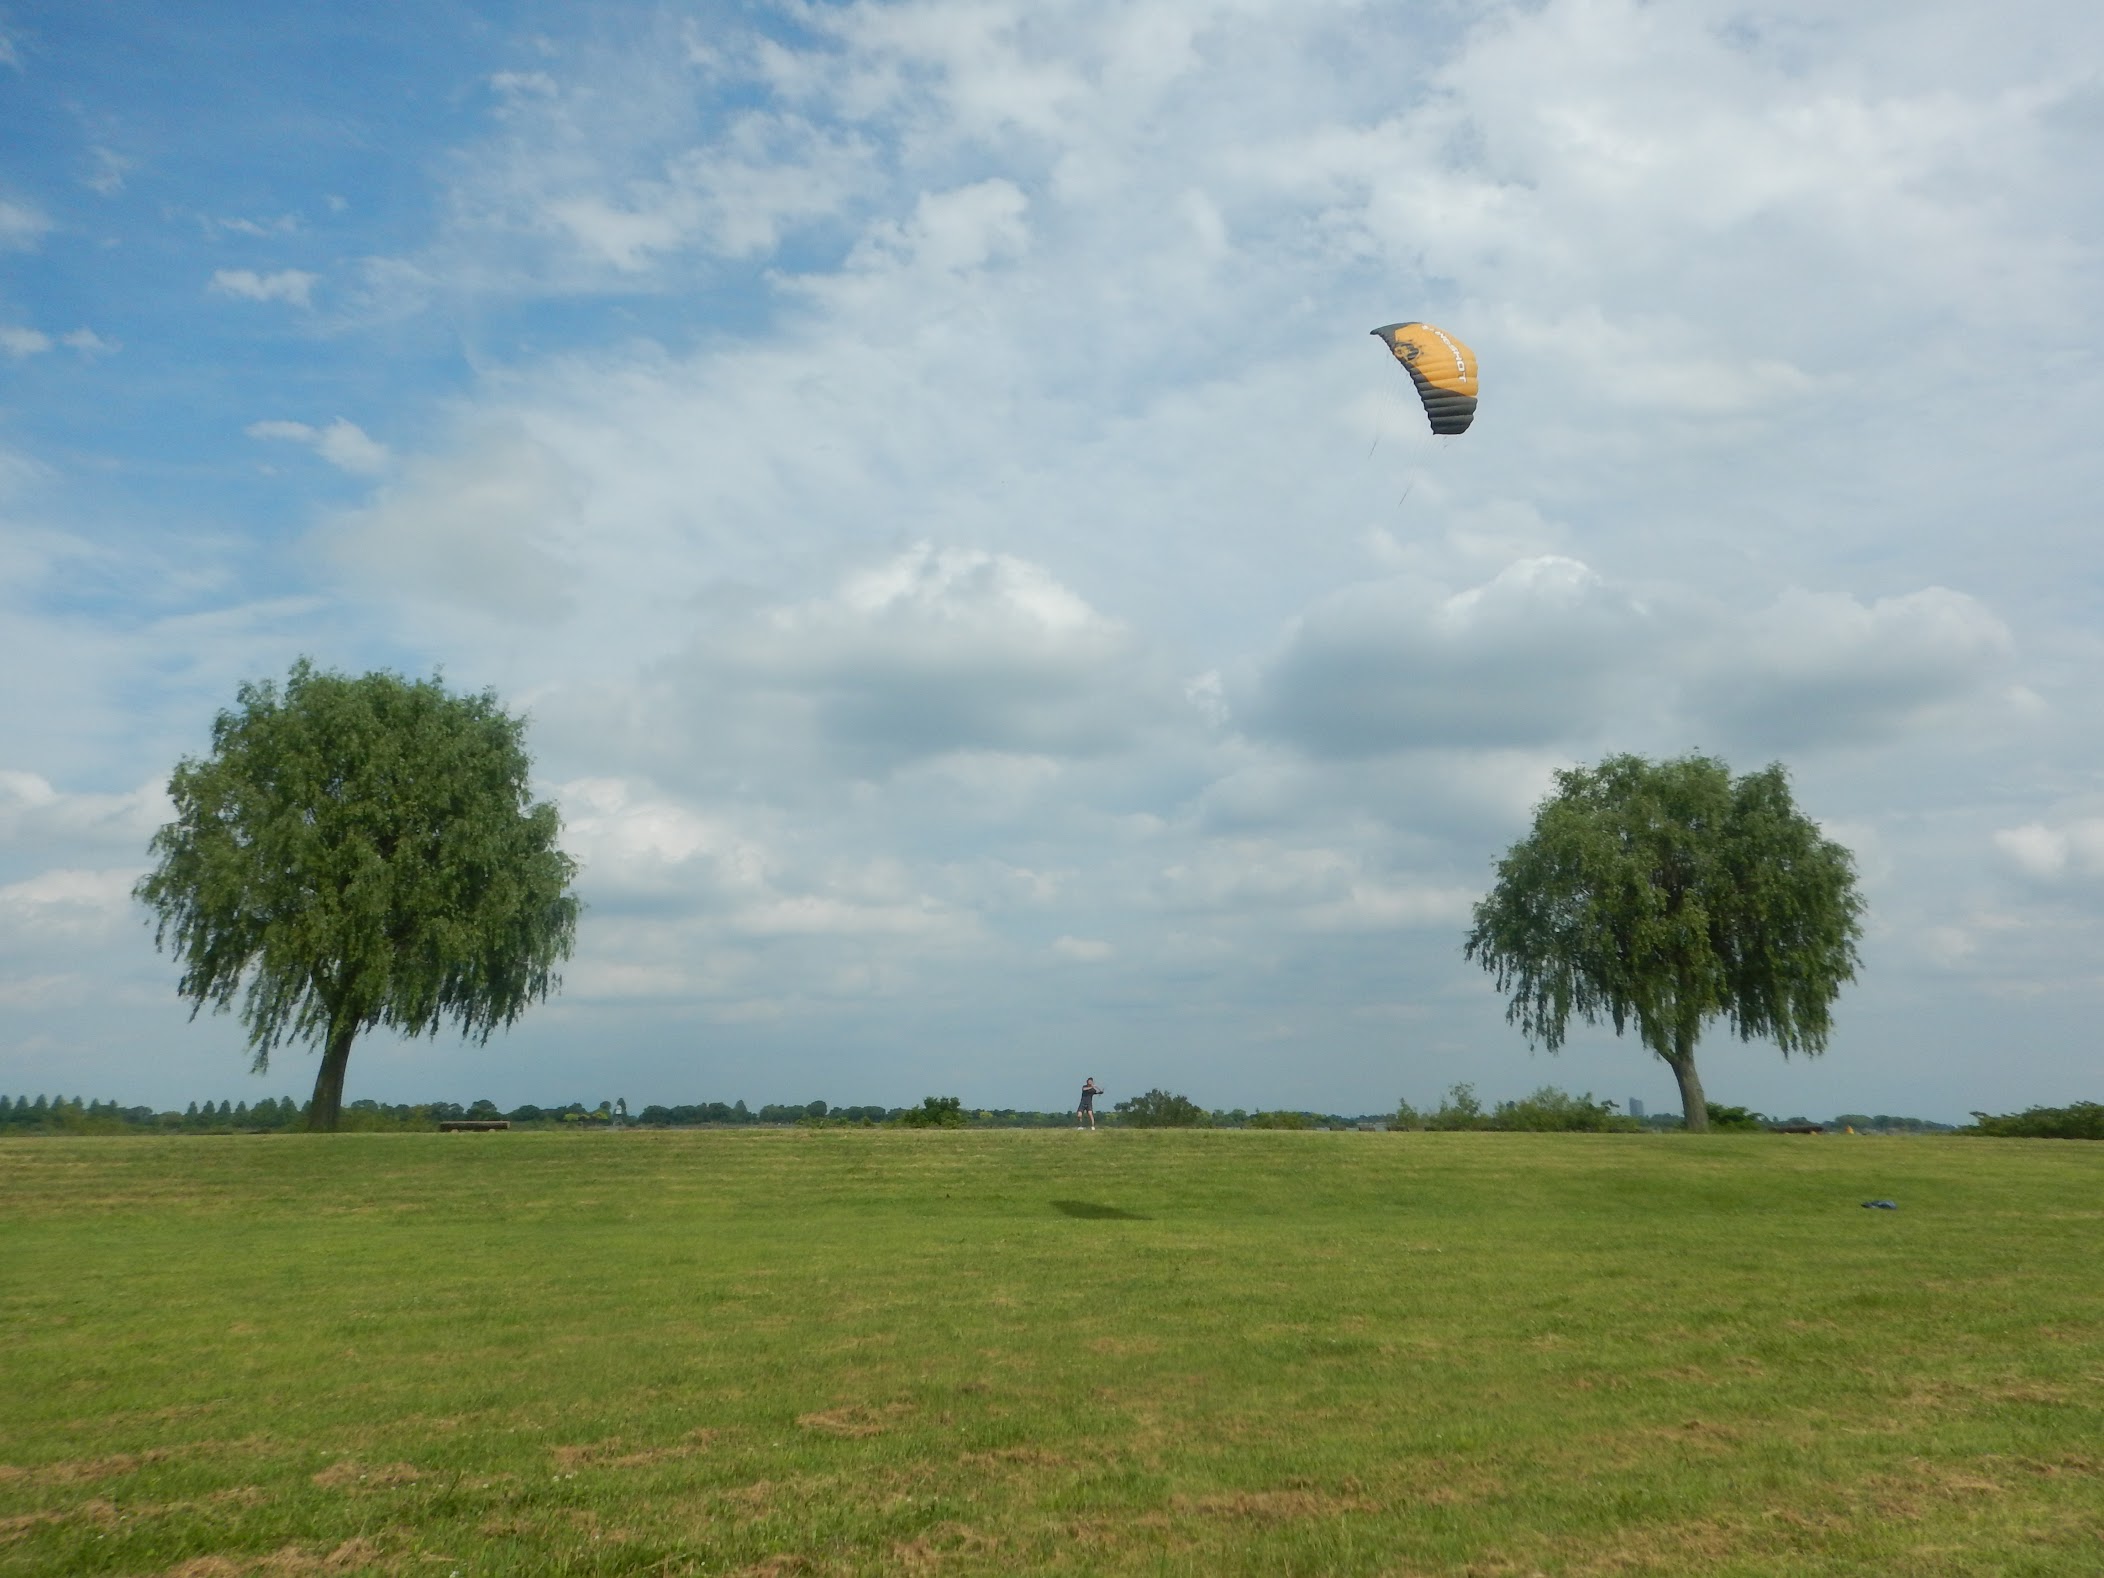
[1372,322,1477,435]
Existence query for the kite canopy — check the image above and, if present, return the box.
[1372,322,1478,435]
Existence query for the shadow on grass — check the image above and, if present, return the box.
[1050,1199,1151,1220]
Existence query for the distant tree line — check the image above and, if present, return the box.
[7,1090,2080,1137]
[1,1094,314,1134]
[1961,1101,2103,1140]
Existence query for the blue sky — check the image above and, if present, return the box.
[3,0,2102,1120]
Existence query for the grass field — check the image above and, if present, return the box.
[2,1130,2100,1576]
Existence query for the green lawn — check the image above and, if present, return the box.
[2,1130,2099,1576]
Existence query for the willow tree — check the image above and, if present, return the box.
[1463,753,1863,1132]
[135,660,580,1131]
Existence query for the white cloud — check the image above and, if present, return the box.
[642,543,1183,777]
[1993,820,2104,883]
[417,40,880,289]
[209,268,319,306]
[846,179,1030,276]
[489,70,559,101]
[0,868,141,940]
[1052,934,1112,961]
[1688,587,2014,748]
[1152,839,1469,934]
[85,147,130,196]
[246,418,390,476]
[1,326,50,358]
[212,214,303,239]
[0,197,48,251]
[0,975,92,1010]
[316,426,580,621]
[1239,556,1654,754]
[0,773,167,849]
[1241,562,2016,760]
[556,776,768,898]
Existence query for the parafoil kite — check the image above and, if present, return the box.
[1371,322,1477,435]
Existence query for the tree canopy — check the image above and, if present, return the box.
[1462,753,1863,1132]
[135,659,581,1130]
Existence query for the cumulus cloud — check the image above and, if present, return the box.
[1993,820,2104,883]
[316,427,580,621]
[650,543,1184,776]
[1686,587,2014,748]
[209,268,319,306]
[1153,837,1473,933]
[547,775,982,1006]
[246,418,390,475]
[0,772,167,849]
[1240,560,2016,761]
[0,868,141,941]
[556,776,768,900]
[1239,556,1653,754]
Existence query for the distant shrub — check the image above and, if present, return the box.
[895,1096,968,1129]
[1113,1089,1207,1128]
[1962,1101,2104,1140]
[1245,1110,1312,1130]
[1425,1084,1490,1131]
[1396,1085,1640,1133]
[1703,1103,1768,1133]
[1493,1087,1640,1133]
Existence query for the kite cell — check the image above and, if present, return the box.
[1372,322,1478,435]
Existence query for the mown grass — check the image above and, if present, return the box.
[1,1129,2099,1576]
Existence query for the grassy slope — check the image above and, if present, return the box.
[1,1130,2099,1576]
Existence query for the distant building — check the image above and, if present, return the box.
[1628,1098,1645,1118]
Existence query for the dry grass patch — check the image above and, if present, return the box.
[1177,1485,1380,1522]
[310,1458,421,1491]
[549,1428,713,1471]
[796,1403,911,1438]
[159,1537,385,1577]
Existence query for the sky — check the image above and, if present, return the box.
[2,0,2101,1122]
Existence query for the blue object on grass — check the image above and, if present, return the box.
[1861,1199,1899,1210]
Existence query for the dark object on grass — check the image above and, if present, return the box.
[438,1120,510,1132]
[1861,1199,1898,1210]
[1050,1200,1150,1221]
[1772,1124,1825,1134]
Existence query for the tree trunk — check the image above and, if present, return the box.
[1666,1028,1708,1132]
[307,1018,357,1132]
